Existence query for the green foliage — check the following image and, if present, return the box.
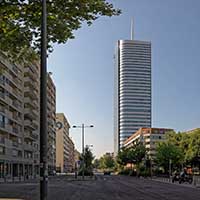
[116,147,130,166]
[163,129,200,167]
[155,142,184,173]
[0,0,121,61]
[138,165,151,177]
[78,168,94,176]
[93,159,100,169]
[127,144,146,164]
[99,154,115,170]
[79,146,94,175]
[183,129,200,164]
[117,144,146,167]
[118,168,136,176]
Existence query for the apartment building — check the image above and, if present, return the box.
[0,52,40,179]
[123,128,173,159]
[185,128,200,134]
[56,113,75,173]
[47,73,56,174]
[23,59,40,178]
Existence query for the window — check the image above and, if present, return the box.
[0,146,5,155]
[0,114,5,128]
[12,149,18,157]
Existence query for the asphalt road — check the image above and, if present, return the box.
[0,175,200,200]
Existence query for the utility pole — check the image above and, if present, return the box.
[82,124,85,180]
[40,0,48,199]
[169,159,172,182]
[72,124,94,180]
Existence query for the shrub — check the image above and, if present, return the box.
[118,168,136,176]
[78,168,94,176]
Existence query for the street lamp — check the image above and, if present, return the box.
[72,124,94,180]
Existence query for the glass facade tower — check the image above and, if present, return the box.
[114,40,151,155]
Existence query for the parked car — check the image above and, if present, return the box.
[104,171,111,175]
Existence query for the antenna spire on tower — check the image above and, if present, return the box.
[131,18,134,40]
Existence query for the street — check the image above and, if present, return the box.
[0,175,200,200]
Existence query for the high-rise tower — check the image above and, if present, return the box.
[114,38,151,155]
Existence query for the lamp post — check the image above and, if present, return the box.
[72,124,94,180]
[169,159,172,181]
[86,144,93,148]
[40,0,48,200]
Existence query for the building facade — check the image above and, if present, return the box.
[123,128,173,158]
[47,73,56,174]
[56,113,74,173]
[0,52,40,180]
[0,52,57,180]
[114,40,152,155]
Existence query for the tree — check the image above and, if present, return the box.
[0,0,121,61]
[79,146,94,175]
[116,148,130,166]
[184,129,200,167]
[99,154,115,170]
[155,142,184,173]
[165,129,200,168]
[93,159,100,169]
[117,145,146,168]
[127,144,146,166]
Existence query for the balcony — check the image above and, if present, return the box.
[0,123,19,136]
[24,88,38,100]
[23,143,36,151]
[32,120,39,129]
[0,105,5,114]
[24,107,37,120]
[24,78,38,93]
[0,55,22,79]
[12,127,19,134]
[24,120,37,130]
[0,92,5,101]
[25,64,39,77]
[24,68,38,81]
[24,97,38,109]
[24,130,38,141]
[6,89,21,104]
[12,76,21,86]
[0,78,5,87]
[12,113,22,123]
[5,109,12,119]
[3,70,12,81]
[12,141,20,148]
[4,70,21,88]
[12,87,22,100]
[0,95,12,106]
[12,100,22,111]
[0,137,5,145]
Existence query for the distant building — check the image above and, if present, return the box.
[74,149,81,167]
[56,113,74,173]
[185,128,200,134]
[47,74,56,174]
[123,128,173,158]
[114,39,152,155]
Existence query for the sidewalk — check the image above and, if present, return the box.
[151,176,200,189]
[0,177,39,184]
